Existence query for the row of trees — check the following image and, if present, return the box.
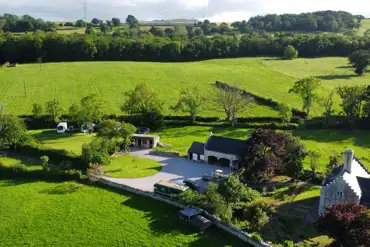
[247,11,362,32]
[1,31,370,64]
[0,14,57,32]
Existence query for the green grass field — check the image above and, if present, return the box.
[0,180,244,246]
[1,57,368,118]
[154,126,370,171]
[29,129,95,156]
[357,18,370,36]
[0,153,42,171]
[104,155,162,178]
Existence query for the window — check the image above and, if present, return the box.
[336,191,343,196]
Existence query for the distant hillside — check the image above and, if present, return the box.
[247,10,362,33]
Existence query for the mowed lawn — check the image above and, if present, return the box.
[0,153,42,171]
[0,59,279,117]
[154,126,370,171]
[29,129,95,156]
[104,155,162,178]
[0,180,244,247]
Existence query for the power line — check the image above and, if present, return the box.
[83,1,88,22]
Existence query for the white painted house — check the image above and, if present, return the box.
[188,134,247,170]
[319,149,370,215]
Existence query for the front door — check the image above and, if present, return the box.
[138,139,142,146]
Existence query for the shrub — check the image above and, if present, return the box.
[12,163,27,173]
[40,155,49,170]
[250,232,263,243]
[250,206,269,230]
[241,187,261,202]
[284,45,298,59]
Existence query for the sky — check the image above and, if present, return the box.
[0,0,369,22]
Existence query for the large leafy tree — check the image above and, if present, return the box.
[289,77,321,116]
[172,87,205,123]
[239,128,287,183]
[337,85,366,125]
[217,175,246,204]
[97,120,136,151]
[69,94,105,125]
[0,114,32,150]
[45,98,63,122]
[214,84,254,127]
[81,137,116,166]
[284,45,298,59]
[126,14,139,29]
[317,202,369,247]
[283,135,307,179]
[111,18,121,26]
[121,83,164,129]
[348,50,370,76]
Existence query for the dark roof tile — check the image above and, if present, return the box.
[357,176,370,208]
[205,135,247,156]
[323,165,343,186]
[188,142,205,155]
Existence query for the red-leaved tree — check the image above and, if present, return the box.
[239,128,287,183]
[316,202,370,247]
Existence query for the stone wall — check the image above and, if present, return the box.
[99,178,271,247]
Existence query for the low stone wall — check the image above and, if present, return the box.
[99,178,271,247]
[150,151,180,157]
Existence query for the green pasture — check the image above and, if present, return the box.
[0,59,280,117]
[104,155,162,178]
[0,180,243,246]
[1,57,369,118]
[357,18,370,36]
[0,153,42,171]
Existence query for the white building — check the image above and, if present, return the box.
[319,149,370,215]
[188,134,247,170]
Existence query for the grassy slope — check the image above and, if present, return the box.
[0,59,296,117]
[261,57,370,115]
[104,155,162,178]
[0,180,244,247]
[1,57,369,118]
[357,18,370,36]
[154,126,370,171]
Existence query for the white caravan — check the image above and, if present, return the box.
[56,122,68,134]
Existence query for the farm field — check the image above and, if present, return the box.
[104,155,162,178]
[0,59,280,117]
[0,57,369,117]
[0,153,42,171]
[0,180,244,247]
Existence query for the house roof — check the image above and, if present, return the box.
[357,177,370,208]
[188,142,205,155]
[323,164,344,186]
[205,135,247,156]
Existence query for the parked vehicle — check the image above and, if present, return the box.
[183,180,199,191]
[202,174,213,181]
[56,122,68,134]
[154,180,189,198]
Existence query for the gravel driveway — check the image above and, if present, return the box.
[103,149,231,192]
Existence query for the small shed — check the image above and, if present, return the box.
[180,207,212,231]
[133,134,160,149]
[188,142,205,162]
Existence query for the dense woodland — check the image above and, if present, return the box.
[0,31,369,64]
[247,11,363,32]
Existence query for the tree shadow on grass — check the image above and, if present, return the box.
[292,129,370,149]
[315,74,357,80]
[39,183,82,195]
[0,179,36,187]
[336,65,352,69]
[95,183,246,246]
[259,197,321,244]
[31,129,86,142]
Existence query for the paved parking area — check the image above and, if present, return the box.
[103,149,231,192]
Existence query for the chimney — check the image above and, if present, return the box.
[343,149,354,173]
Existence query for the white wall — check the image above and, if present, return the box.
[204,150,239,168]
[319,177,360,214]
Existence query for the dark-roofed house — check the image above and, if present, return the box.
[188,133,247,169]
[319,149,370,214]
